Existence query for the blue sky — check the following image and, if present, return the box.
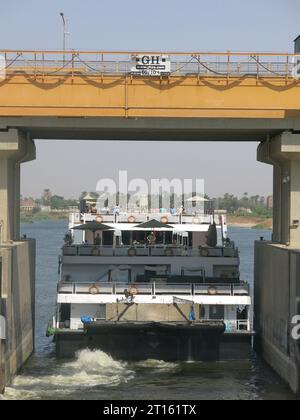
[1,0,299,52]
[1,0,299,198]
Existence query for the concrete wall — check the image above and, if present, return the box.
[0,240,35,390]
[255,241,300,395]
[0,320,5,393]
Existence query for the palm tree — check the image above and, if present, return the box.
[42,189,52,205]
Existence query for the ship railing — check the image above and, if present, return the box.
[206,319,251,332]
[194,284,250,296]
[224,320,252,332]
[57,282,250,297]
[81,213,216,224]
[194,284,232,295]
[62,244,238,258]
[154,283,193,295]
[232,284,251,295]
[115,283,153,295]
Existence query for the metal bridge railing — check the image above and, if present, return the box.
[1,50,299,78]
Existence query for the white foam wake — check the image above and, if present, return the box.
[134,359,179,372]
[4,349,135,400]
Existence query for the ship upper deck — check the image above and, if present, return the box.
[70,209,226,226]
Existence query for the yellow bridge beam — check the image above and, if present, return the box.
[1,74,300,119]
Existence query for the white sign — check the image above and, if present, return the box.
[173,296,195,305]
[0,316,6,340]
[131,55,171,76]
[0,55,6,80]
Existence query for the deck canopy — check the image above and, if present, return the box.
[73,221,113,232]
[136,219,173,230]
[73,221,113,242]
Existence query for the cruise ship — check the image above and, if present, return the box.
[48,196,253,361]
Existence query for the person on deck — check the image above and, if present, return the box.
[147,233,156,245]
[94,234,102,246]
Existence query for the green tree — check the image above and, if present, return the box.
[49,195,66,210]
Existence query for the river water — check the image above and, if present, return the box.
[3,221,296,400]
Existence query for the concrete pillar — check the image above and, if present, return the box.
[0,129,36,243]
[14,163,21,241]
[258,132,300,247]
[0,158,16,243]
[272,165,282,242]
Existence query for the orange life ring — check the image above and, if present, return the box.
[208,286,218,296]
[128,215,136,223]
[91,247,101,256]
[128,248,137,257]
[200,248,209,257]
[89,285,100,295]
[129,286,138,296]
[164,248,174,257]
[96,216,103,223]
[160,216,169,224]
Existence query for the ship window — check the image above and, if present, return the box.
[156,232,164,244]
[122,231,131,246]
[95,304,106,320]
[189,232,193,247]
[135,231,147,244]
[102,231,114,246]
[209,305,224,320]
[165,232,173,245]
[60,304,71,323]
[199,306,206,319]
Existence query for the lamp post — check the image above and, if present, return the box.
[60,12,66,63]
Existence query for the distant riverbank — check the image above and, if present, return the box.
[20,212,68,224]
[227,215,272,230]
